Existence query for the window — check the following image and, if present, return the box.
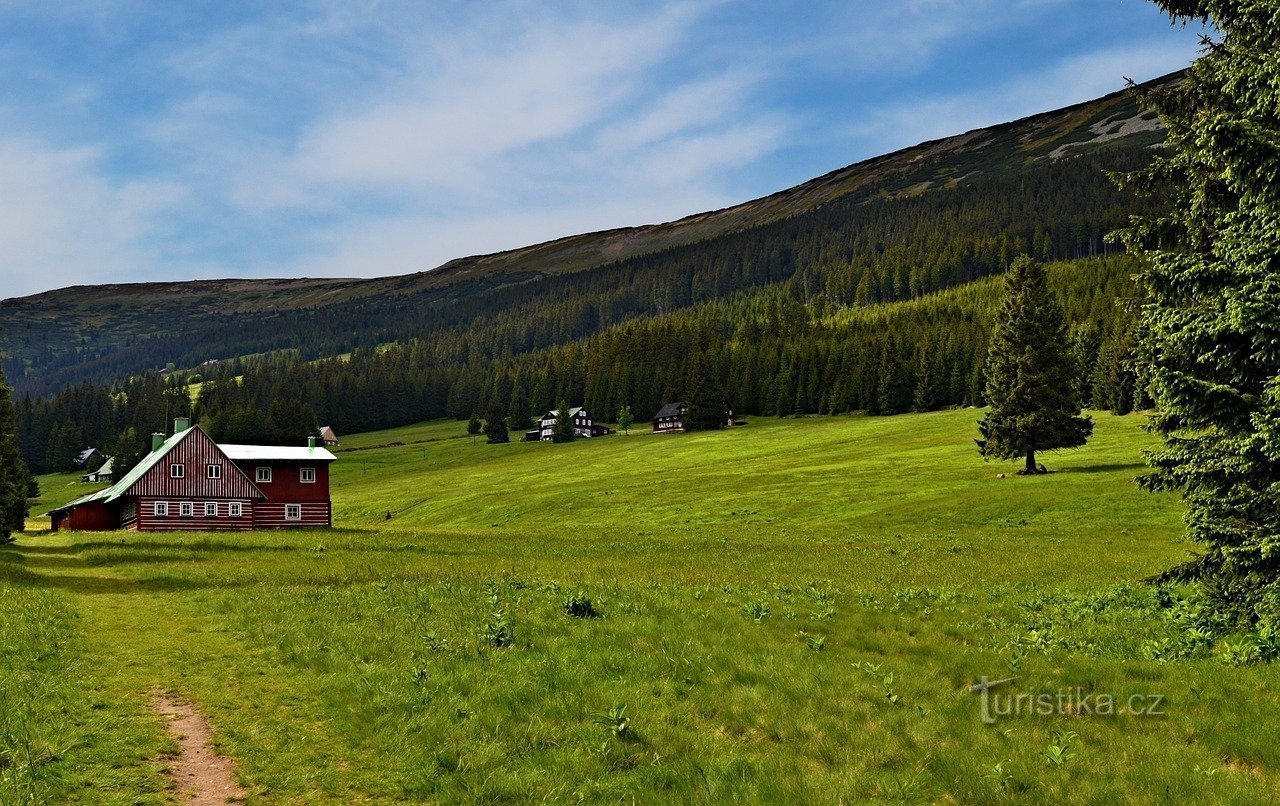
[204,502,217,517]
[285,504,302,521]
[229,502,242,518]
[256,467,272,483]
[180,502,193,517]
[300,467,316,484]
[170,463,185,478]
[154,501,168,518]
[206,464,221,479]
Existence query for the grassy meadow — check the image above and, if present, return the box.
[4,410,1280,803]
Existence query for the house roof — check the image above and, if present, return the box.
[46,486,114,515]
[74,447,100,465]
[318,425,339,441]
[654,402,686,419]
[102,428,196,503]
[543,407,585,419]
[219,444,338,462]
[87,457,115,476]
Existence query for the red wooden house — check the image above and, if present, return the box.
[48,419,336,532]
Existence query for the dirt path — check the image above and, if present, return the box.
[152,692,247,804]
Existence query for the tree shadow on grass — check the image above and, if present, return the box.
[1061,462,1148,475]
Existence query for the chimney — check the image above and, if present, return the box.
[307,436,317,448]
[151,433,165,452]
[174,417,190,433]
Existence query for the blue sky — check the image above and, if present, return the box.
[0,1,1206,299]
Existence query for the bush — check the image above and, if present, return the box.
[563,594,598,619]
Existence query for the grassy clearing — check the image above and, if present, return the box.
[4,410,1279,802]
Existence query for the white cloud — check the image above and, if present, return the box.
[0,137,185,299]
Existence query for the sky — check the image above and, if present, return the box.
[0,1,1208,299]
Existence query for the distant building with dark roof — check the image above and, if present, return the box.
[524,407,610,441]
[652,402,687,433]
[74,447,105,469]
[318,425,340,446]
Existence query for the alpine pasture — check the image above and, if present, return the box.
[4,410,1279,802]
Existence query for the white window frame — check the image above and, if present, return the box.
[300,467,316,484]
[229,502,242,518]
[170,463,185,478]
[204,502,217,517]
[256,466,272,483]
[180,502,193,517]
[154,501,169,518]
[206,464,221,479]
[285,504,302,521]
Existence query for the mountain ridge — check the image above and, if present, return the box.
[1,71,1179,395]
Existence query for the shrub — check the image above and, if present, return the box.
[563,594,598,619]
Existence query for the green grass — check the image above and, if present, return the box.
[4,410,1280,802]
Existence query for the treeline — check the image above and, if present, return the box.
[15,257,1147,473]
[8,144,1157,399]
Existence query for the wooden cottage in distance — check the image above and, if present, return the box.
[651,402,740,433]
[82,456,115,483]
[524,407,610,441]
[318,425,340,446]
[652,402,687,433]
[48,418,336,532]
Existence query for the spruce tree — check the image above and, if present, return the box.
[1113,1,1280,625]
[977,255,1093,473]
[0,356,31,542]
[484,403,509,444]
[551,401,576,443]
[111,427,146,481]
[685,354,726,431]
[466,412,482,436]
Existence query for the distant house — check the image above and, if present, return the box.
[82,456,115,484]
[651,402,739,433]
[318,425,340,446]
[652,402,687,433]
[74,447,105,469]
[524,407,610,441]
[47,418,336,532]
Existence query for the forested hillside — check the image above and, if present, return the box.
[2,75,1171,398]
[16,253,1145,473]
[8,75,1175,472]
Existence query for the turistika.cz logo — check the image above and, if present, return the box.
[969,677,1166,724]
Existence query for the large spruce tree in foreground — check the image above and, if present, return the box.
[977,255,1093,473]
[0,354,31,542]
[1113,1,1280,626]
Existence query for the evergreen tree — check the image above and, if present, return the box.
[685,354,726,431]
[1113,0,1280,626]
[977,256,1093,473]
[617,406,633,435]
[484,404,509,444]
[0,357,30,541]
[111,427,146,481]
[466,412,482,436]
[551,401,576,443]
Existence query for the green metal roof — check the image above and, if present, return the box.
[102,427,196,503]
[44,485,114,515]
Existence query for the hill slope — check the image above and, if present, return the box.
[13,412,1280,802]
[1,74,1173,397]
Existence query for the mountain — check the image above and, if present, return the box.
[1,72,1175,398]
